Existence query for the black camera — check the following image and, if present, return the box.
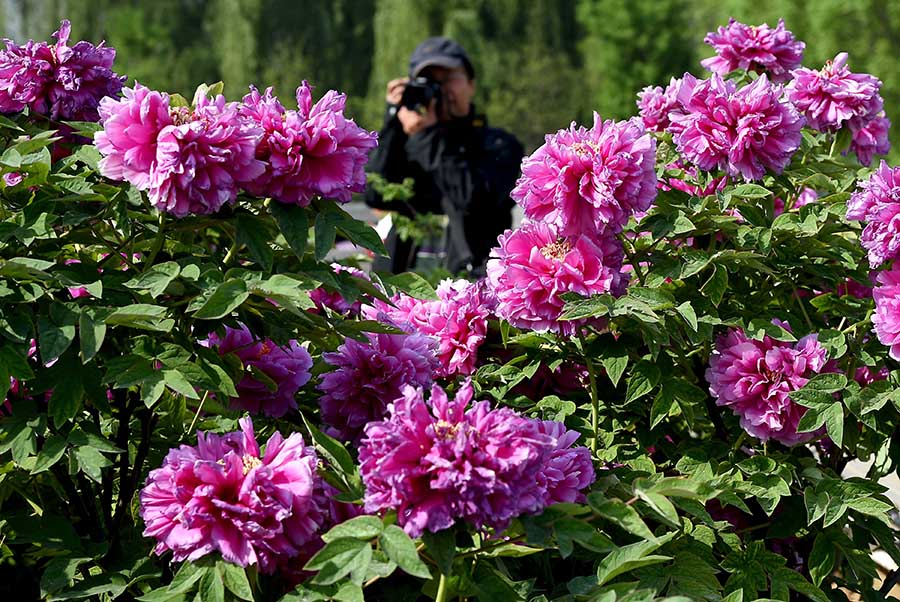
[399,77,442,112]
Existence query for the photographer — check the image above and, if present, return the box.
[365,37,524,276]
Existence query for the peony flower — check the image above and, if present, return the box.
[854,365,889,386]
[2,171,22,187]
[149,94,265,217]
[308,263,372,317]
[486,221,625,335]
[95,84,173,190]
[140,417,326,573]
[637,77,686,133]
[701,18,805,83]
[668,74,802,182]
[786,53,883,132]
[239,83,378,206]
[0,38,54,114]
[44,20,124,121]
[358,382,594,537]
[511,113,656,238]
[845,160,900,268]
[658,159,729,198]
[872,265,900,360]
[363,279,491,377]
[317,329,438,443]
[207,324,312,418]
[705,324,830,445]
[848,114,891,167]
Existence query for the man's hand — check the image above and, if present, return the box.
[386,77,438,136]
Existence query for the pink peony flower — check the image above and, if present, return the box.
[239,83,377,205]
[786,53,883,132]
[207,324,312,418]
[149,94,265,217]
[701,18,805,83]
[486,221,625,335]
[511,113,657,238]
[846,160,900,268]
[637,77,686,133]
[358,381,594,537]
[140,417,326,573]
[658,159,729,197]
[848,114,891,167]
[96,84,173,190]
[705,324,830,445]
[45,20,124,121]
[854,365,889,386]
[317,329,438,443]
[2,171,22,187]
[872,265,900,360]
[363,279,491,377]
[668,74,802,182]
[308,263,372,317]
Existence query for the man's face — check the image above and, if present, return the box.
[421,66,475,120]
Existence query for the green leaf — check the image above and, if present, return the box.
[595,534,674,586]
[305,538,372,585]
[378,271,439,300]
[675,301,698,331]
[39,304,78,365]
[31,435,67,474]
[40,556,90,598]
[315,200,388,256]
[163,369,201,400]
[124,262,181,298]
[625,360,660,404]
[599,347,629,387]
[422,529,455,576]
[731,183,772,199]
[46,573,127,600]
[803,372,849,394]
[746,319,796,342]
[192,279,249,319]
[270,201,309,258]
[236,213,275,271]
[322,515,383,543]
[49,363,85,425]
[74,445,112,483]
[314,209,339,260]
[199,564,225,602]
[78,308,106,363]
[587,493,656,540]
[809,533,836,587]
[700,265,727,306]
[379,525,431,579]
[219,561,253,601]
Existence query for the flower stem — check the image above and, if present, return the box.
[579,334,601,454]
[187,391,209,435]
[436,572,450,602]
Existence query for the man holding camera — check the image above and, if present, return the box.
[365,37,524,276]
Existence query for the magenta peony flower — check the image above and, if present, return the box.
[207,324,312,418]
[2,171,22,187]
[359,382,594,536]
[786,53,883,132]
[149,94,265,217]
[362,279,491,377]
[486,221,625,335]
[0,38,54,114]
[511,113,656,238]
[846,160,900,268]
[872,265,900,360]
[668,74,802,182]
[701,18,805,83]
[848,114,891,167]
[96,84,173,190]
[658,159,729,198]
[317,329,438,443]
[45,20,124,121]
[308,263,372,317]
[140,417,326,572]
[637,77,686,133]
[705,324,830,445]
[239,83,377,206]
[854,365,889,386]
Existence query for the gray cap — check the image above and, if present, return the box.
[408,37,475,79]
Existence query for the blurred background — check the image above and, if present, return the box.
[2,0,899,158]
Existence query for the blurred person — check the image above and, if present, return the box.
[365,37,523,276]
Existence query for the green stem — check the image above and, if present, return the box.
[436,572,450,602]
[223,239,241,266]
[579,333,601,454]
[620,236,646,285]
[792,285,814,331]
[187,391,209,435]
[144,213,166,269]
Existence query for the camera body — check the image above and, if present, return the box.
[400,77,442,112]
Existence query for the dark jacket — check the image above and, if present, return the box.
[365,107,524,275]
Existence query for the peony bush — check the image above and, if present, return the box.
[0,17,899,602]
